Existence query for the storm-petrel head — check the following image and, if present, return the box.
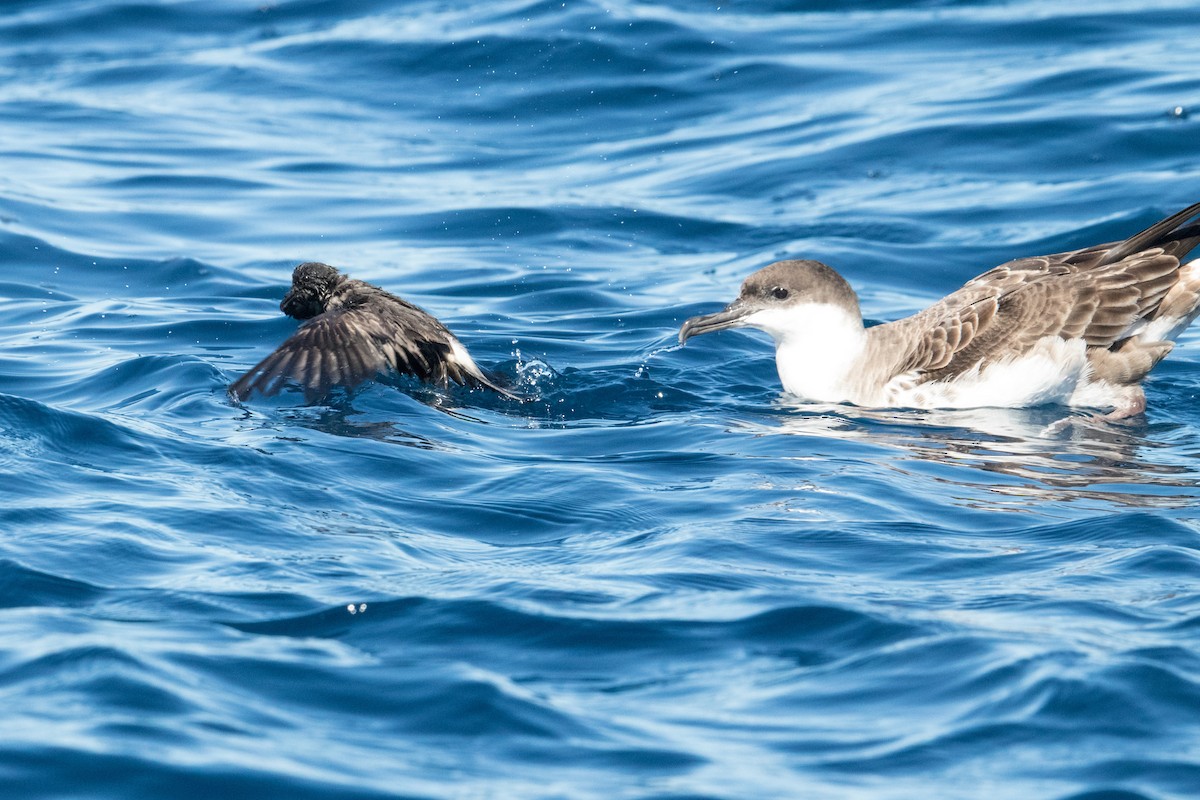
[280,261,344,320]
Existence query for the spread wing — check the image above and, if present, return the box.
[230,303,508,402]
[890,248,1181,382]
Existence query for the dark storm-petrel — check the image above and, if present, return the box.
[230,262,518,402]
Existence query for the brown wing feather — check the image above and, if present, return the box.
[229,311,384,401]
[892,249,1183,383]
[230,304,469,402]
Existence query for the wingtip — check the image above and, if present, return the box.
[227,379,251,403]
[474,370,528,402]
[1101,200,1200,266]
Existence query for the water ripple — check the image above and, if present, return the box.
[1,0,1200,797]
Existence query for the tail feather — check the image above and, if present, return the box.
[1143,260,1200,343]
[1090,340,1173,385]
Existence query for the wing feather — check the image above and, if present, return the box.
[230,309,391,401]
[229,293,515,401]
[886,249,1185,384]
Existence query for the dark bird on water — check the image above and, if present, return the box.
[230,262,518,402]
[679,201,1200,419]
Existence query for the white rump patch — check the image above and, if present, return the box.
[447,338,481,374]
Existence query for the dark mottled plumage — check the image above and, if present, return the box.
[680,201,1200,417]
[230,262,517,402]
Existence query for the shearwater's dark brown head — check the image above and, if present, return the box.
[679,260,862,345]
[280,261,345,320]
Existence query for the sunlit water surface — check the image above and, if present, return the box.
[2,1,1200,798]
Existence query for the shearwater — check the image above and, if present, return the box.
[230,262,518,402]
[679,201,1200,418]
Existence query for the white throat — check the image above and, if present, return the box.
[745,302,866,402]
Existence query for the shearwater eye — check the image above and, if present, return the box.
[771,286,789,300]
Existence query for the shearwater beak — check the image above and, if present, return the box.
[679,300,752,345]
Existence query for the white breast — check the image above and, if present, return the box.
[748,303,868,403]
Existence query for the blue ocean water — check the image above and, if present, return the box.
[2,0,1200,797]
